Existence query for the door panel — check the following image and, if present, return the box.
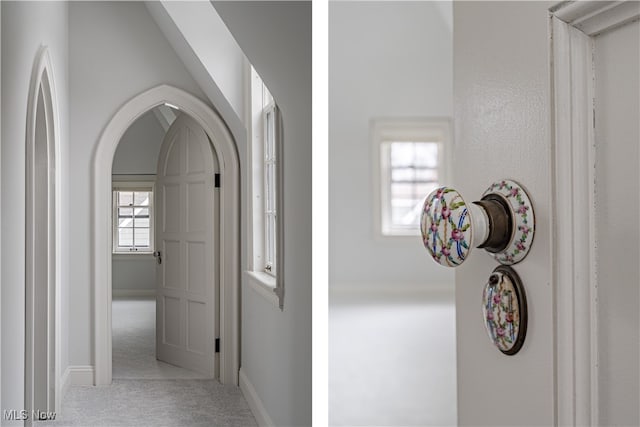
[594,19,639,426]
[156,113,218,377]
[453,3,554,424]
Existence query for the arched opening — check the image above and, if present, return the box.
[93,85,240,386]
[25,47,61,415]
[110,106,220,380]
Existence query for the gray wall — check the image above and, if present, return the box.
[69,1,206,367]
[329,1,454,289]
[213,3,312,425]
[112,110,165,293]
[1,1,69,418]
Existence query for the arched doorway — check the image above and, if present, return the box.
[92,85,240,386]
[25,46,62,415]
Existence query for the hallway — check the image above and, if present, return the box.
[43,298,256,426]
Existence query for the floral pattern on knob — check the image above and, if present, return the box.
[421,187,472,267]
[483,179,535,265]
[482,266,527,355]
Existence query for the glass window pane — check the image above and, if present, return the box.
[134,228,150,247]
[134,217,149,228]
[386,141,441,230]
[118,192,133,206]
[265,217,273,265]
[118,228,133,247]
[414,143,439,168]
[269,215,276,267]
[134,192,150,206]
[133,207,149,218]
[416,168,438,182]
[391,167,415,182]
[265,112,274,160]
[269,164,276,211]
[119,207,133,217]
[119,217,133,228]
[265,163,274,211]
[390,142,414,167]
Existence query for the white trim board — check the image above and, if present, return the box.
[239,368,274,427]
[63,366,94,387]
[59,365,94,401]
[25,45,62,416]
[549,2,638,425]
[112,289,156,298]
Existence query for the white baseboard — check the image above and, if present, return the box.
[112,289,155,298]
[239,368,274,427]
[61,367,71,399]
[64,365,95,386]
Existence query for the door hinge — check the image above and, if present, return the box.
[215,338,220,353]
[215,173,221,188]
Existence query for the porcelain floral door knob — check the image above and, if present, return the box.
[420,179,535,267]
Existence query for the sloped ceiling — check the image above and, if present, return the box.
[211,1,311,112]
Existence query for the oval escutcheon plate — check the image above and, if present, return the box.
[482,265,527,355]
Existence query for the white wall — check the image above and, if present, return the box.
[1,1,69,420]
[112,110,165,293]
[148,1,245,121]
[212,2,311,425]
[454,2,555,424]
[68,1,206,368]
[329,1,454,289]
[112,110,165,175]
[145,1,247,172]
[112,257,155,292]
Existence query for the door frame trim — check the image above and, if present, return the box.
[25,46,62,415]
[549,2,639,425]
[92,85,240,386]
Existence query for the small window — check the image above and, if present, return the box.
[112,185,154,253]
[263,103,277,274]
[374,118,451,236]
[248,66,284,308]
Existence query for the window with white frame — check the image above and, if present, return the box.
[374,119,451,236]
[247,67,285,308]
[249,66,283,289]
[263,102,277,274]
[112,183,154,253]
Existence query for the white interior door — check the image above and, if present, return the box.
[593,19,639,426]
[155,113,219,377]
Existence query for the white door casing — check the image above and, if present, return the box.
[93,85,240,386]
[550,2,640,425]
[156,113,218,377]
[25,46,62,417]
[593,19,639,425]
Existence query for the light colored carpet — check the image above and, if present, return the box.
[44,297,256,426]
[43,379,256,426]
[112,297,205,380]
[329,289,457,426]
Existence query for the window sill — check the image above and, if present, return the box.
[112,252,155,261]
[375,229,421,241]
[245,271,279,307]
